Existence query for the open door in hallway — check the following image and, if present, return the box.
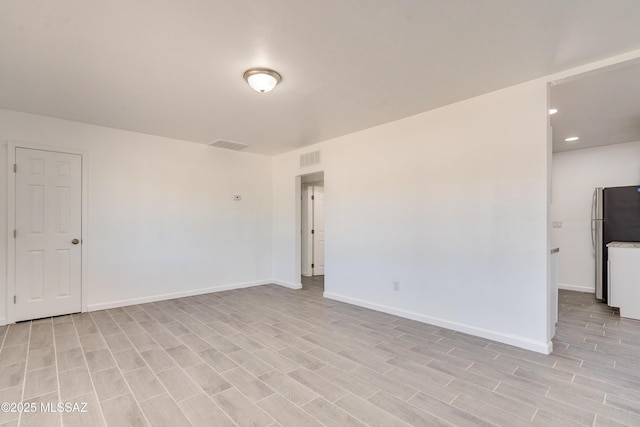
[311,185,325,276]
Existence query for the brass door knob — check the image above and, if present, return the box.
[72,239,80,245]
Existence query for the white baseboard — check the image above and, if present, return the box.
[558,283,594,293]
[272,280,302,290]
[324,292,551,354]
[87,280,273,312]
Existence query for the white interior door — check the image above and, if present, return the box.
[301,185,313,277]
[312,186,325,276]
[15,148,82,321]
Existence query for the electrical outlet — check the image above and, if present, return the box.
[393,281,400,291]
[552,220,562,228]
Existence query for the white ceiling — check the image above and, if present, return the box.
[551,59,640,153]
[2,1,640,155]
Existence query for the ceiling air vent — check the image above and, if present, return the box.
[208,139,250,151]
[300,150,321,167]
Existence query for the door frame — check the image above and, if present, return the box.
[301,184,324,277]
[297,171,324,285]
[6,141,89,324]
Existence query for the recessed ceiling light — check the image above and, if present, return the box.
[243,68,281,93]
[549,108,558,115]
[565,136,580,142]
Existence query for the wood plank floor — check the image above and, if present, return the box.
[0,280,639,426]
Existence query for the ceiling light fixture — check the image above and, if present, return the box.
[549,108,558,115]
[565,136,580,142]
[243,68,281,93]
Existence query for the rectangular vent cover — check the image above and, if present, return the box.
[300,150,321,167]
[208,139,250,151]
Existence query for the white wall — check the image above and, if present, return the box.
[0,109,273,323]
[273,80,551,353]
[551,141,640,292]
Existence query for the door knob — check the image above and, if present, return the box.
[71,239,80,245]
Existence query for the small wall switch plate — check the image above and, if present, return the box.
[234,195,242,201]
[552,221,562,229]
[393,281,400,291]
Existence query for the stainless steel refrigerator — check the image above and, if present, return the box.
[591,185,640,303]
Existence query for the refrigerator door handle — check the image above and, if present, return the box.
[591,189,596,251]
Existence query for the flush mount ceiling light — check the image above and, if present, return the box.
[565,136,580,142]
[243,68,281,93]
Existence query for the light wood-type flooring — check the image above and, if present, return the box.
[0,278,639,426]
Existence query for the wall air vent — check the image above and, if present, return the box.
[300,150,321,167]
[208,139,250,151]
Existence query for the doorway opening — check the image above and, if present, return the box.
[547,57,640,343]
[299,171,324,291]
